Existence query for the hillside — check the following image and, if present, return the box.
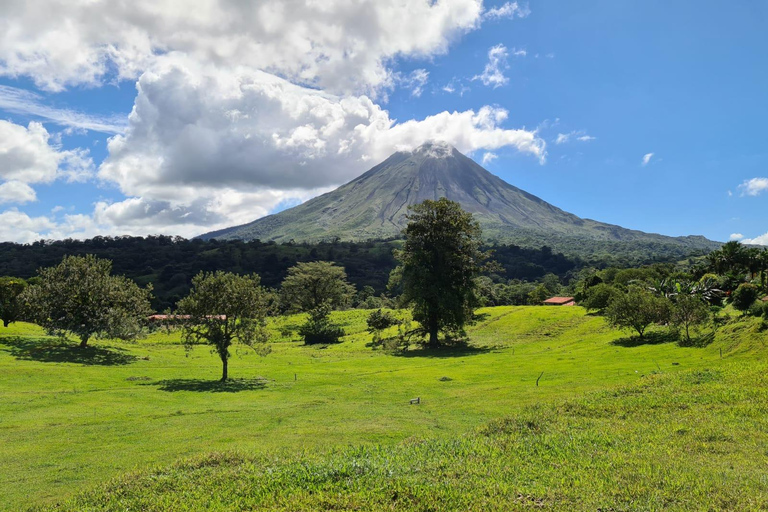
[200,142,719,257]
[3,307,766,509]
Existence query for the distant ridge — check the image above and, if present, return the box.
[199,142,719,255]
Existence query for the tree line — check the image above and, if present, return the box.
[0,230,684,311]
[575,240,768,344]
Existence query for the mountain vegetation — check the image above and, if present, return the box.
[201,143,720,259]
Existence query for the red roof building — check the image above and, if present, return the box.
[543,296,576,306]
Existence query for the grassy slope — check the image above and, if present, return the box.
[0,307,764,510]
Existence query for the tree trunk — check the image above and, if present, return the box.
[2,319,9,328]
[221,356,228,382]
[428,314,439,348]
[79,335,89,348]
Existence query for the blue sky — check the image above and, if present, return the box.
[0,0,765,244]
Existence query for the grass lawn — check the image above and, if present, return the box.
[0,306,765,510]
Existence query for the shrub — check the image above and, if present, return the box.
[298,305,345,345]
[731,283,760,314]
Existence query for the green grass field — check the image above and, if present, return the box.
[1,306,766,510]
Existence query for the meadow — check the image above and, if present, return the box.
[1,306,766,510]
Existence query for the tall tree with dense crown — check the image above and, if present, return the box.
[177,271,270,381]
[0,276,28,327]
[397,198,485,347]
[280,261,355,312]
[23,255,152,347]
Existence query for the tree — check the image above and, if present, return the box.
[670,294,710,343]
[581,283,615,313]
[397,198,485,347]
[177,271,270,381]
[23,255,152,347]
[605,286,670,339]
[527,284,550,305]
[297,303,345,345]
[0,276,28,327]
[731,283,760,315]
[280,261,355,313]
[366,308,400,344]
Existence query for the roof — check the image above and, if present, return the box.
[543,296,576,305]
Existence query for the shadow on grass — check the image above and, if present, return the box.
[611,331,678,348]
[0,336,137,366]
[393,344,491,358]
[150,378,267,393]
[677,331,716,348]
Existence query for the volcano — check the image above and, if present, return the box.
[199,142,717,254]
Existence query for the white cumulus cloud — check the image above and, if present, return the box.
[0,0,485,95]
[738,177,768,197]
[0,120,94,188]
[741,232,768,246]
[729,233,744,241]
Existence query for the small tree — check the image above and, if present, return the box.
[731,283,760,315]
[397,198,485,347]
[527,284,550,305]
[605,286,670,339]
[581,283,615,313]
[0,277,28,327]
[23,255,152,347]
[366,309,400,344]
[671,294,710,343]
[297,303,345,345]
[280,261,355,312]
[177,271,270,381]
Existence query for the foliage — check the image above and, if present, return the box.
[580,283,615,312]
[605,286,670,339]
[297,304,345,345]
[365,308,399,343]
[280,261,356,313]
[731,282,761,314]
[670,294,711,343]
[176,271,270,381]
[397,198,485,347]
[22,255,152,347]
[0,276,27,327]
[527,284,550,305]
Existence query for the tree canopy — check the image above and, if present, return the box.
[0,276,28,327]
[176,271,271,381]
[23,255,153,347]
[396,198,485,347]
[280,261,355,312]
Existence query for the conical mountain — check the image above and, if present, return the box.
[200,142,717,252]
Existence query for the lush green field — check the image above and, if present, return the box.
[1,306,765,510]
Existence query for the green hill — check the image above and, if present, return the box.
[200,142,720,258]
[2,307,766,509]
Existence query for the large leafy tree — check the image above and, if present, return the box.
[23,255,153,347]
[605,286,670,339]
[280,261,355,313]
[397,198,484,347]
[0,276,28,327]
[177,271,270,381]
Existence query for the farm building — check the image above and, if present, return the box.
[543,296,576,306]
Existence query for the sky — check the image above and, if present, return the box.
[0,0,766,244]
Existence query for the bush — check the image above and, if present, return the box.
[298,305,345,345]
[731,283,760,314]
[748,300,768,319]
[581,283,615,313]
